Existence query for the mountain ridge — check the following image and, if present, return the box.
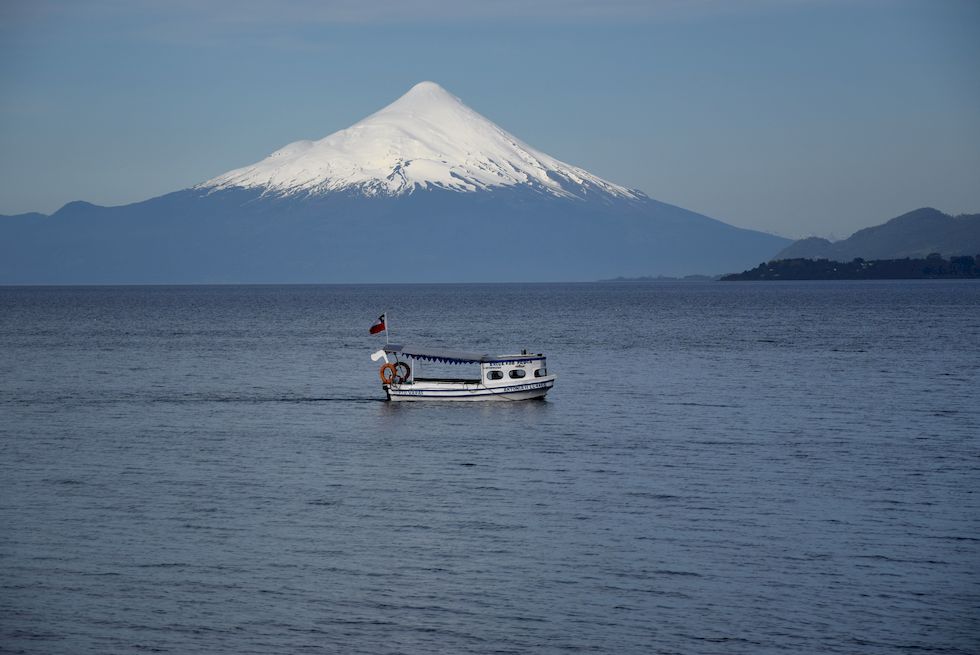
[776,208,980,261]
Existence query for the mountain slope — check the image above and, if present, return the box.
[775,208,980,261]
[0,81,789,283]
[200,81,640,202]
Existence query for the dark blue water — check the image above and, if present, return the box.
[1,281,978,654]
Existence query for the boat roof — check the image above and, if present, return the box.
[384,344,545,365]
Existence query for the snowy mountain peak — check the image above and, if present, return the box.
[199,81,643,201]
[384,80,462,112]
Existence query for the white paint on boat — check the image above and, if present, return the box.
[372,344,556,402]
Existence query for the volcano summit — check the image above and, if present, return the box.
[1,82,788,283]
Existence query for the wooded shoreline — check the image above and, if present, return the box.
[722,254,980,281]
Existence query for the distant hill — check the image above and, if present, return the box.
[776,208,980,261]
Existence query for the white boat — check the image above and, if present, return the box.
[370,344,556,402]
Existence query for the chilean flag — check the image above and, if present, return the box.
[369,314,386,335]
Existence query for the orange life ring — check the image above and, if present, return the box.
[380,363,397,384]
[394,362,411,384]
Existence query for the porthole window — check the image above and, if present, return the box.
[534,368,548,377]
[508,369,526,379]
[487,370,503,380]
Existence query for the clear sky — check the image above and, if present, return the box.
[1,0,978,238]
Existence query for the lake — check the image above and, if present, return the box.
[1,281,978,654]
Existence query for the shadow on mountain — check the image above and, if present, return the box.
[0,187,788,284]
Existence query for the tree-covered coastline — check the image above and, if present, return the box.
[722,254,980,281]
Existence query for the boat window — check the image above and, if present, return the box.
[508,369,526,379]
[534,368,548,377]
[487,370,503,380]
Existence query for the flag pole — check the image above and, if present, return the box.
[385,311,389,345]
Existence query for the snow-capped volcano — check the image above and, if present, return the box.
[1,81,792,283]
[200,81,642,201]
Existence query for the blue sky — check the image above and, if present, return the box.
[1,0,978,238]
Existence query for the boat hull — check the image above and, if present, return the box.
[385,377,555,402]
